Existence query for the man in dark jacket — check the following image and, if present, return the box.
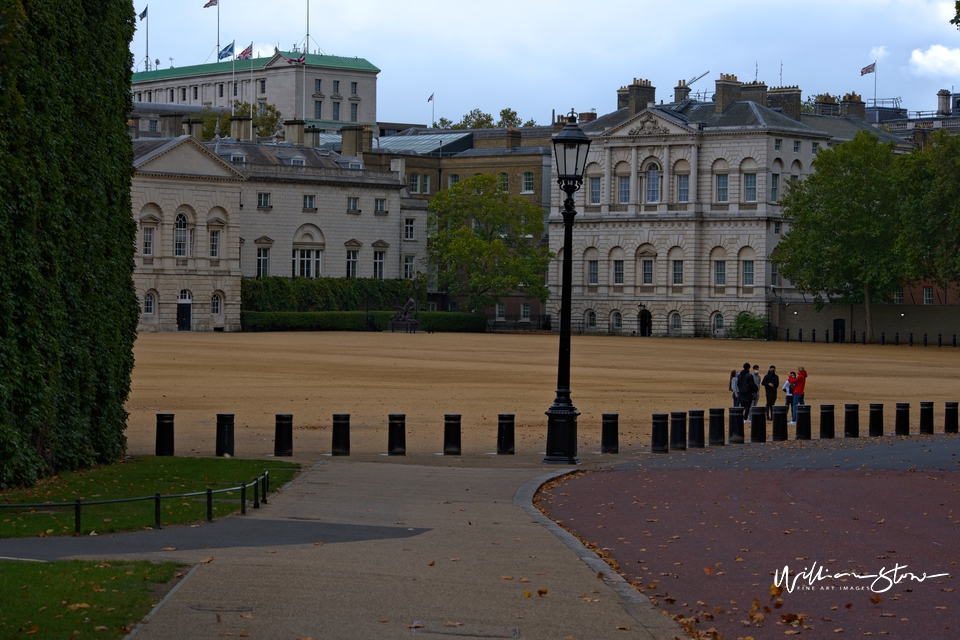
[761,365,780,420]
[737,362,758,418]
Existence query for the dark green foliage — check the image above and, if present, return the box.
[241,311,487,333]
[0,1,138,488]
[732,312,766,339]
[241,276,415,312]
[416,311,488,333]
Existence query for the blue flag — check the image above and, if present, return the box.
[218,42,234,60]
[139,6,147,20]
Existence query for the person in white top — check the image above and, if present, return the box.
[783,373,795,423]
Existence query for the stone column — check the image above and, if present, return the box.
[630,146,638,209]
[690,143,699,205]
[604,146,612,210]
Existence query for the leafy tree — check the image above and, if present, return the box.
[427,174,552,312]
[497,107,521,128]
[199,102,282,141]
[800,94,818,114]
[773,131,904,343]
[433,116,453,129]
[951,1,960,27]
[522,118,537,127]
[452,108,495,130]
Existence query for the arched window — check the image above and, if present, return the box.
[611,311,622,330]
[671,312,682,331]
[175,214,188,257]
[211,294,221,315]
[587,311,596,328]
[178,289,192,302]
[646,163,660,203]
[714,313,724,331]
[144,293,155,315]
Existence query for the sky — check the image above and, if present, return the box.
[130,0,960,125]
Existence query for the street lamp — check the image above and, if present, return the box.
[544,111,591,465]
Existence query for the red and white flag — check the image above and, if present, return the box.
[286,54,306,65]
[860,62,876,76]
[427,93,434,103]
[238,44,253,60]
[203,0,217,7]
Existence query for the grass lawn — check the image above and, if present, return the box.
[0,560,181,638]
[0,457,300,538]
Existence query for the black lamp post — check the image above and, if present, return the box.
[544,112,591,465]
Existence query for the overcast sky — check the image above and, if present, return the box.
[131,0,960,125]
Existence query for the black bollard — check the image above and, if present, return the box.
[919,402,934,435]
[444,414,462,455]
[796,404,812,440]
[772,405,788,441]
[274,414,293,457]
[852,330,856,344]
[749,406,767,443]
[688,410,705,448]
[862,331,866,346]
[729,406,745,444]
[798,328,803,343]
[938,334,942,348]
[945,402,959,434]
[601,413,619,454]
[331,413,350,456]
[923,333,928,348]
[819,405,835,439]
[881,331,885,346]
[954,334,957,348]
[909,333,914,347]
[844,404,860,438]
[651,413,669,453]
[825,329,830,344]
[812,329,816,343]
[216,413,235,457]
[895,403,910,436]
[785,328,790,342]
[708,408,725,446]
[497,413,515,455]
[669,411,687,451]
[388,413,406,455]
[156,413,175,456]
[869,403,884,437]
[895,332,899,346]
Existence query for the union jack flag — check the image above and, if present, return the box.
[238,44,253,60]
[286,54,306,65]
[860,62,876,76]
[203,0,217,8]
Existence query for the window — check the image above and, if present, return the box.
[256,248,270,278]
[333,80,340,94]
[314,101,322,119]
[521,302,531,321]
[677,174,689,202]
[350,103,358,122]
[522,171,533,193]
[174,214,188,257]
[448,174,460,188]
[404,218,415,240]
[136,92,142,102]
[714,314,724,331]
[231,155,245,163]
[292,249,321,278]
[258,102,265,116]
[744,173,757,202]
[793,140,801,153]
[771,174,780,202]
[193,86,198,100]
[257,192,271,208]
[409,173,420,193]
[148,120,157,133]
[671,313,682,331]
[303,194,315,210]
[218,84,224,98]
[771,263,779,286]
[498,173,508,191]
[587,311,596,328]
[646,165,660,202]
[774,138,782,151]
[375,198,386,213]
[144,293,155,315]
[351,81,358,95]
[346,250,358,278]
[315,79,322,93]
[774,220,782,234]
[291,158,305,167]
[347,197,359,212]
[147,91,152,102]
[894,289,904,304]
[812,142,820,154]
[743,260,755,286]
[168,89,174,102]
[588,260,599,285]
[673,260,683,285]
[259,79,266,94]
[612,311,622,330]
[589,177,601,204]
[422,174,431,194]
[142,227,154,256]
[373,251,385,279]
[332,102,340,121]
[924,286,934,305]
[715,261,726,286]
[496,302,506,321]
[619,176,630,203]
[209,230,220,258]
[233,82,237,97]
[211,294,221,315]
[181,88,186,101]
[642,259,653,285]
[404,255,415,280]
[716,175,728,202]
[614,260,624,284]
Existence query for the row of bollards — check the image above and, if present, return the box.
[785,329,958,347]
[651,401,960,451]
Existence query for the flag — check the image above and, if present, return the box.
[860,62,876,76]
[139,6,147,20]
[218,41,234,60]
[427,93,434,103]
[238,44,253,60]
[286,54,305,65]
[204,0,217,7]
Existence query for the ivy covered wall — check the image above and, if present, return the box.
[0,1,139,487]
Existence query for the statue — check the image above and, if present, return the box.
[388,298,420,333]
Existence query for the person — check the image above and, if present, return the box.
[788,367,808,423]
[761,365,779,420]
[729,370,739,407]
[751,364,762,409]
[783,373,795,423]
[737,362,758,419]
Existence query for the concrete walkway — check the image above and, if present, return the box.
[3,458,679,640]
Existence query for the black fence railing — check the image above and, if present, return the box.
[784,328,958,347]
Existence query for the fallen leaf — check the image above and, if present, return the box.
[870,594,883,604]
[379,619,388,623]
[537,589,548,597]
[524,590,532,598]
[94,627,108,631]
[520,578,530,583]
[239,632,249,638]
[499,576,514,580]
[240,614,253,619]
[834,629,844,633]
[845,603,853,609]
[616,626,631,631]
[450,557,460,562]
[704,567,715,575]
[444,621,463,627]
[313,542,324,546]
[200,557,214,564]
[427,561,435,566]
[935,606,947,610]
[67,603,90,611]
[162,547,177,551]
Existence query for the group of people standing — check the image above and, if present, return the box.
[729,363,808,424]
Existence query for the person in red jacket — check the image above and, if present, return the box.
[788,367,808,424]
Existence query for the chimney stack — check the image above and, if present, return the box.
[129,113,141,139]
[741,80,767,106]
[284,119,305,146]
[617,86,629,110]
[578,110,598,123]
[840,92,866,120]
[186,118,204,140]
[674,79,691,103]
[340,125,368,157]
[767,85,802,121]
[305,125,321,148]
[627,78,656,116]
[814,94,840,116]
[714,74,742,114]
[937,89,952,117]
[505,127,521,149]
[231,115,253,141]
[160,112,183,138]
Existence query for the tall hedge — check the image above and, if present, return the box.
[242,276,416,312]
[0,1,139,488]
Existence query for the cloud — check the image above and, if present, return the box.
[870,45,889,60]
[910,44,960,75]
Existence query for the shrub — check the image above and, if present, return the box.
[241,311,486,333]
[241,277,415,312]
[732,312,767,339]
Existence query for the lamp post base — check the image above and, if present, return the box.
[543,399,580,465]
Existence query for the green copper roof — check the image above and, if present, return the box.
[132,52,379,83]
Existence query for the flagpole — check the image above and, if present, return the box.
[874,60,877,106]
[232,40,236,117]
[304,0,309,121]
[250,42,255,142]
[145,6,149,71]
[217,2,220,65]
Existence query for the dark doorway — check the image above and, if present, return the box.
[638,310,653,337]
[177,303,192,331]
[833,318,846,344]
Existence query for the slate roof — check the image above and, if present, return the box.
[204,140,344,169]
[132,52,379,83]
[453,146,552,158]
[132,138,178,164]
[799,114,910,148]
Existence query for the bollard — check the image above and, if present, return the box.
[919,402,934,435]
[601,413,619,454]
[820,405,835,439]
[852,330,856,344]
[240,483,246,515]
[909,333,914,347]
[444,414,462,455]
[688,410,705,448]
[331,414,350,456]
[669,411,687,451]
[206,488,213,522]
[923,333,928,348]
[881,331,885,346]
[651,413,669,453]
[895,332,899,346]
[798,328,803,343]
[497,413,516,455]
[156,413,175,457]
[708,408,725,446]
[215,413,235,457]
[812,329,816,343]
[796,405,812,440]
[728,407,745,444]
[862,331,866,346]
[954,334,957,348]
[253,478,259,509]
[388,413,406,455]
[844,404,860,438]
[274,414,293,457]
[895,403,910,436]
[825,329,830,344]
[938,334,942,348]
[772,405,788,441]
[261,472,268,504]
[749,406,766,443]
[785,328,790,342]
[155,493,162,529]
[945,402,959,434]
[869,403,884,437]
[75,499,81,535]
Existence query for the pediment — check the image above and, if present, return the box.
[139,212,161,223]
[344,239,362,248]
[254,236,274,245]
[371,240,390,248]
[206,215,228,226]
[136,136,245,180]
[602,110,692,138]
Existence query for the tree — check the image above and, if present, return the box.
[497,107,521,128]
[951,1,960,27]
[199,102,283,141]
[433,117,453,130]
[773,131,904,343]
[451,108,495,130]
[427,174,553,312]
[522,118,537,127]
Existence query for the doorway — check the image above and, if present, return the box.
[638,310,652,337]
[177,290,192,331]
[833,318,846,344]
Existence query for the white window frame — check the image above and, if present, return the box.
[677,174,689,202]
[409,173,420,194]
[793,140,801,153]
[448,174,460,188]
[257,192,271,208]
[350,103,358,123]
[774,138,782,151]
[611,311,622,330]
[673,260,684,285]
[422,174,431,195]
[642,259,654,285]
[923,286,934,305]
[716,174,728,202]
[142,227,154,256]
[347,197,359,212]
[671,313,682,331]
[211,294,221,315]
[375,198,386,213]
[304,194,316,210]
[589,177,601,204]
[520,302,531,321]
[174,214,188,257]
[403,255,415,280]
[256,248,270,278]
[618,176,630,204]
[715,261,726,286]
[744,173,757,202]
[646,165,660,203]
[495,302,506,321]
[346,250,358,278]
[613,260,624,285]
[404,218,415,240]
[209,229,220,259]
[771,173,780,202]
[894,289,904,304]
[743,260,755,287]
[144,293,155,315]
[588,260,599,285]
[373,251,385,279]
[332,102,340,121]
[522,172,535,194]
[587,311,596,328]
